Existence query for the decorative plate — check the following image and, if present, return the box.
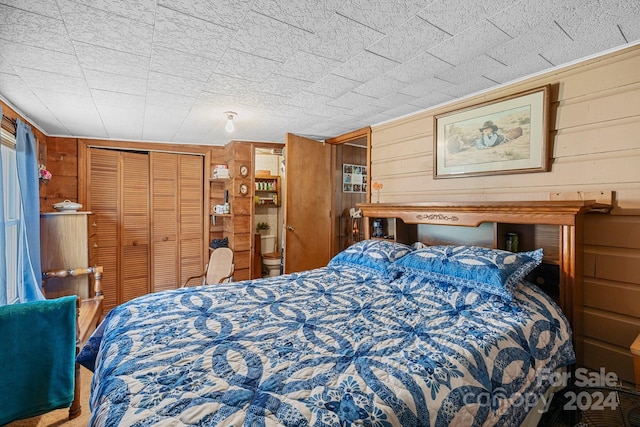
[239,183,249,195]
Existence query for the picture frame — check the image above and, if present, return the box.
[343,163,367,193]
[434,85,550,179]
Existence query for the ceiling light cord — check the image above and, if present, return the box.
[224,111,236,133]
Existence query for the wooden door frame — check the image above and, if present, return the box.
[326,127,372,251]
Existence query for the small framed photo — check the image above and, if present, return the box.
[343,163,367,193]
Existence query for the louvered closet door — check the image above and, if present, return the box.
[88,148,119,314]
[151,152,178,292]
[120,152,150,302]
[179,155,204,285]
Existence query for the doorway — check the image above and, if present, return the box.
[253,145,285,278]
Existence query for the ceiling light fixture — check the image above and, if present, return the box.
[224,111,237,133]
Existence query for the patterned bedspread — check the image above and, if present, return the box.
[79,265,574,426]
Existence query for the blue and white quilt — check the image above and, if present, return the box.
[79,265,574,426]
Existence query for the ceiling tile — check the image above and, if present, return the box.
[540,26,626,66]
[331,51,398,83]
[0,0,62,19]
[84,69,147,96]
[284,91,333,110]
[69,0,156,25]
[58,0,154,56]
[0,72,65,131]
[408,92,455,109]
[0,53,16,74]
[353,74,407,99]
[0,4,74,54]
[15,67,90,97]
[439,76,495,99]
[205,73,262,97]
[142,105,189,143]
[251,0,342,32]
[328,91,378,109]
[418,0,516,35]
[148,72,202,98]
[303,13,384,62]
[32,89,108,137]
[277,50,342,82]
[173,106,220,144]
[150,46,216,83]
[434,55,504,85]
[483,54,551,85]
[91,89,146,109]
[257,74,312,97]
[305,74,361,98]
[370,92,418,109]
[339,0,427,33]
[382,103,422,118]
[157,0,253,30]
[385,51,452,84]
[146,90,196,110]
[399,78,458,98]
[153,6,233,60]
[74,42,149,79]
[230,11,313,62]
[96,104,144,140]
[427,20,512,66]
[1,41,83,78]
[486,23,567,66]
[489,0,578,38]
[214,49,282,82]
[367,15,450,62]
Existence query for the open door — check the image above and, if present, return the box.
[283,133,332,273]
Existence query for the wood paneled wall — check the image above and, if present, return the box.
[333,143,367,254]
[371,44,640,210]
[371,44,640,384]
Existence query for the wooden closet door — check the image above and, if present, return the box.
[88,148,119,314]
[120,152,150,302]
[179,155,204,285]
[151,152,178,292]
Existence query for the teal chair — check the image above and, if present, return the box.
[0,295,76,425]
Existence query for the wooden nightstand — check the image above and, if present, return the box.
[632,333,640,390]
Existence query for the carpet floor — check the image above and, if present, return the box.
[5,365,92,427]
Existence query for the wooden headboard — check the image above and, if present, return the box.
[358,200,611,365]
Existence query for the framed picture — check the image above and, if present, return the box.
[343,163,367,193]
[434,85,550,179]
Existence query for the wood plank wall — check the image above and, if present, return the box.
[371,44,640,384]
[333,143,367,255]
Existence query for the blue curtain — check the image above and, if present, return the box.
[0,105,6,305]
[16,119,45,302]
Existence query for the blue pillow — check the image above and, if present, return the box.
[328,239,414,277]
[388,245,543,301]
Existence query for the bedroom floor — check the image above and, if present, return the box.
[6,366,92,426]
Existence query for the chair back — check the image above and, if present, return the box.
[206,247,234,284]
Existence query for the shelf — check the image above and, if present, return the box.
[254,175,280,206]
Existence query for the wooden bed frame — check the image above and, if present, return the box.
[358,200,611,366]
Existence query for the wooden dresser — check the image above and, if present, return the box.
[40,212,93,299]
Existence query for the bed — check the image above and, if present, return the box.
[78,201,608,426]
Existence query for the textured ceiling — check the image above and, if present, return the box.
[1,0,639,146]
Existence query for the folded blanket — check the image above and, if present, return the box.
[0,295,76,424]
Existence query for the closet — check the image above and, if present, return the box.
[86,147,204,315]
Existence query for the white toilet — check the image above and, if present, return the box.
[260,234,281,277]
